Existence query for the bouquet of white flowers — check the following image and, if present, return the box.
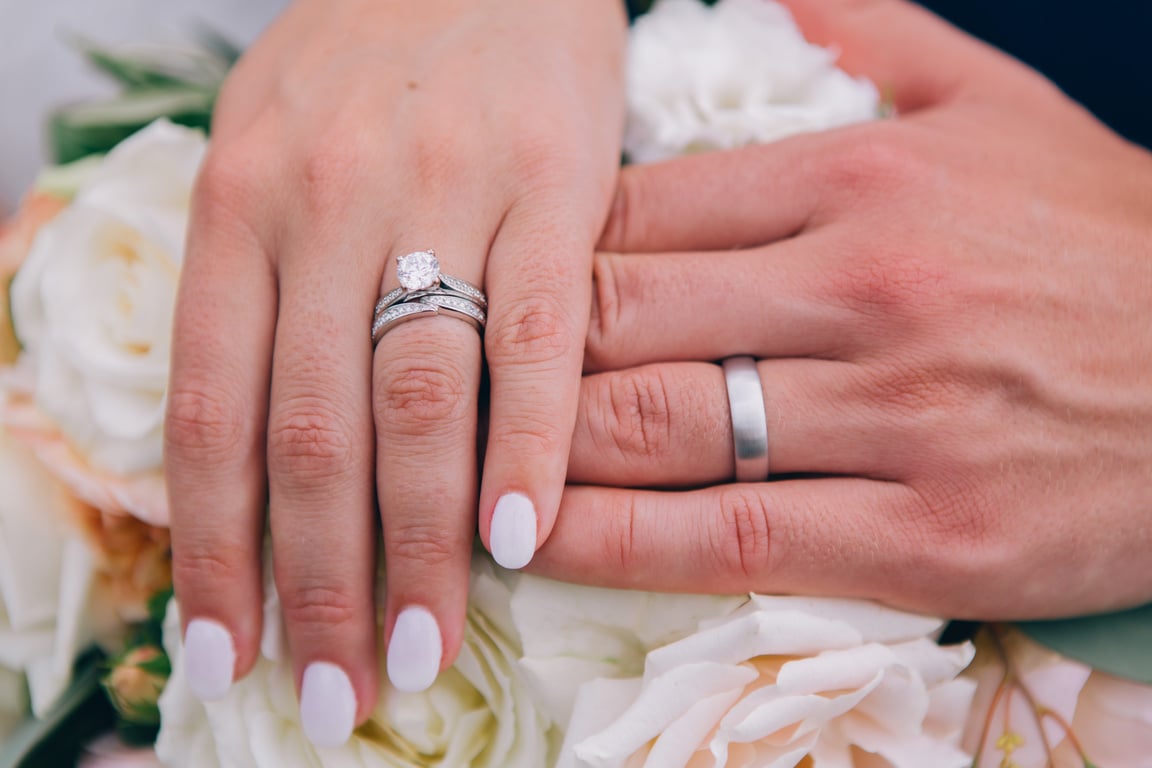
[1,2,1149,766]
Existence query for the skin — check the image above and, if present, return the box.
[532,0,1152,620]
[165,0,625,726]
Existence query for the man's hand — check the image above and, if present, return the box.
[534,0,1152,620]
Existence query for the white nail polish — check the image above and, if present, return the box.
[300,662,357,748]
[183,619,236,702]
[490,492,538,570]
[387,606,443,693]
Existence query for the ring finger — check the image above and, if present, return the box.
[373,241,485,696]
[569,359,904,487]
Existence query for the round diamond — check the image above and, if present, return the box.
[396,250,440,291]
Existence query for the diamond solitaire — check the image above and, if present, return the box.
[396,250,440,291]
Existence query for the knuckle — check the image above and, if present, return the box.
[866,360,954,415]
[602,369,672,461]
[267,400,354,481]
[914,478,997,548]
[407,125,476,191]
[375,357,471,430]
[505,119,584,187]
[296,133,374,218]
[193,146,266,219]
[172,543,245,595]
[713,488,773,580]
[828,249,952,323]
[895,480,1005,594]
[165,385,247,464]
[386,521,456,569]
[280,584,358,632]
[821,125,928,205]
[487,296,577,369]
[488,413,565,461]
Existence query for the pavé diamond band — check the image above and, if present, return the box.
[372,250,488,344]
[721,356,770,483]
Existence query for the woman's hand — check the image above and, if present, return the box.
[533,0,1152,619]
[164,0,625,746]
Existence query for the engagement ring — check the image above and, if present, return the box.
[372,250,488,344]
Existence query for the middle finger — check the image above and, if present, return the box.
[586,232,863,372]
[267,250,379,747]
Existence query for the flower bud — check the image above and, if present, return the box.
[103,644,170,726]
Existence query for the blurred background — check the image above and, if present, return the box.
[0,0,289,211]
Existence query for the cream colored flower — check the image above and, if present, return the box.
[557,595,975,768]
[156,555,557,767]
[510,575,745,729]
[963,626,1152,768]
[624,0,879,163]
[10,119,204,478]
[0,424,112,716]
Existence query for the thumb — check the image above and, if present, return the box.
[780,0,1020,111]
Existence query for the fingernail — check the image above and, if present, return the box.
[490,492,538,570]
[387,606,443,693]
[300,662,357,748]
[183,619,235,702]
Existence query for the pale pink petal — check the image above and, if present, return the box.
[1073,672,1152,768]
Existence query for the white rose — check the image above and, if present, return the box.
[0,425,106,717]
[556,595,975,768]
[510,575,745,729]
[156,555,557,767]
[625,0,880,163]
[963,626,1152,768]
[10,119,204,475]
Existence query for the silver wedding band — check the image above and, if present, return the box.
[372,250,488,344]
[721,356,770,482]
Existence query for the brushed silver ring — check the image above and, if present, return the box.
[721,356,769,482]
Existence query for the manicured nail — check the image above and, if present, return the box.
[490,492,538,570]
[300,662,357,748]
[387,606,443,693]
[183,619,235,702]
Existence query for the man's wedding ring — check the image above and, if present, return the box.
[372,250,487,344]
[721,356,770,482]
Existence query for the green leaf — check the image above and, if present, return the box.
[192,26,243,67]
[72,36,232,92]
[81,46,192,91]
[0,651,115,768]
[147,588,174,626]
[33,154,105,201]
[48,89,213,163]
[1016,603,1152,684]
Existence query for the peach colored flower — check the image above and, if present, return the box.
[512,589,977,768]
[0,360,169,525]
[963,626,1152,768]
[0,192,66,364]
[74,503,171,624]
